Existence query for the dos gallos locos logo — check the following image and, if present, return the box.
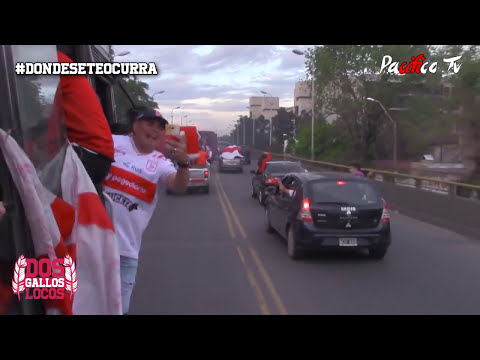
[12,255,78,300]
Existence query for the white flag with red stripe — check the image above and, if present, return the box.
[0,129,75,314]
[0,129,121,315]
[60,145,122,315]
[220,145,244,160]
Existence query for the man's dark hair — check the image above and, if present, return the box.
[128,106,147,123]
[351,163,362,170]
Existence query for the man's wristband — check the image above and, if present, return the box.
[177,162,189,168]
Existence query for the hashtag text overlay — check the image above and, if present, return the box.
[15,62,158,75]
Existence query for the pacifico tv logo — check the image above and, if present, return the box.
[380,54,462,75]
[12,255,77,300]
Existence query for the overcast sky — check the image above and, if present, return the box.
[112,45,316,136]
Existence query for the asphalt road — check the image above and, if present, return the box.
[129,160,480,315]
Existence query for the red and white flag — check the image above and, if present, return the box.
[220,145,244,160]
[60,145,121,315]
[0,129,121,315]
[0,129,74,314]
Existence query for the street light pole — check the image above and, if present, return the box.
[171,106,180,124]
[152,90,165,98]
[112,50,130,59]
[151,90,165,102]
[246,106,254,146]
[242,116,245,144]
[260,91,274,147]
[367,97,398,171]
[292,49,314,160]
[310,79,314,160]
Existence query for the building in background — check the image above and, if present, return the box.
[249,96,279,120]
[293,81,312,116]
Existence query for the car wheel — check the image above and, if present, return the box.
[369,247,388,260]
[264,208,274,233]
[287,227,303,260]
[204,186,209,194]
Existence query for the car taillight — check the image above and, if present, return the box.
[337,180,346,186]
[204,170,209,178]
[264,177,277,185]
[297,198,313,222]
[381,198,390,222]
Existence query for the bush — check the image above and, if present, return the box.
[292,122,352,163]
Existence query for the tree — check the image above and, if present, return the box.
[294,121,351,162]
[113,75,158,125]
[303,45,445,163]
[271,108,295,151]
[442,46,480,179]
[253,115,270,150]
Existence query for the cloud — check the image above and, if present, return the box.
[112,44,317,135]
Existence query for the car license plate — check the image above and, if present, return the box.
[339,238,357,246]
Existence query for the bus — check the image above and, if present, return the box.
[0,45,122,314]
[199,131,219,160]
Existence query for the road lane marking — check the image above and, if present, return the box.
[236,246,270,315]
[216,173,289,315]
[214,172,270,314]
[214,173,236,239]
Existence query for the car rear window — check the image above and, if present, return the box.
[266,163,304,173]
[308,180,382,206]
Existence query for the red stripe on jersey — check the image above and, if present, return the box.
[103,165,157,203]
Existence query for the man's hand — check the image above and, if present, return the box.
[275,178,293,197]
[165,131,189,194]
[276,178,286,191]
[165,131,188,165]
[0,201,6,222]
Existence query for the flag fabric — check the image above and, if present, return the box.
[0,129,121,315]
[0,129,74,314]
[60,145,121,315]
[220,145,244,160]
[180,126,200,155]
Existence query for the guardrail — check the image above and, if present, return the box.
[256,150,480,202]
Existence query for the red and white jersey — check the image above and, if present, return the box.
[103,135,176,259]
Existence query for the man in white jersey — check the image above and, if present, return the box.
[103,107,189,314]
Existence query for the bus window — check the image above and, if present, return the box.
[0,45,67,314]
[11,45,67,172]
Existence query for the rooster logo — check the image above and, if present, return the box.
[63,255,78,299]
[12,255,27,300]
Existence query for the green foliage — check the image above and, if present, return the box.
[295,45,480,172]
[294,122,351,162]
[113,75,158,124]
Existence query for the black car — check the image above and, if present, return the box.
[238,145,251,164]
[251,161,307,205]
[264,172,391,260]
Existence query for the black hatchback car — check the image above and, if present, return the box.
[264,172,391,260]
